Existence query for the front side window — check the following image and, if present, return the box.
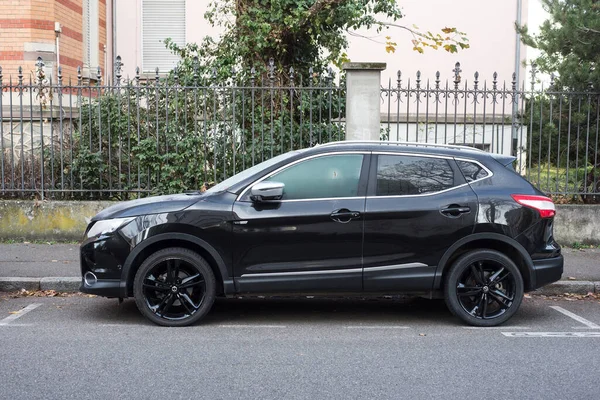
[264,154,364,200]
[376,155,455,196]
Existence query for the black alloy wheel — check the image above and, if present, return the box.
[133,247,216,327]
[444,249,524,327]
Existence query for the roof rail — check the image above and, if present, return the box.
[316,140,486,153]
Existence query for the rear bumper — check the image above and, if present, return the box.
[79,278,122,298]
[532,255,564,289]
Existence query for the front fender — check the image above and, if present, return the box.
[119,232,232,297]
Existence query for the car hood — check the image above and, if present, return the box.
[92,193,203,221]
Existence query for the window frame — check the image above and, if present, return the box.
[237,152,371,203]
[367,152,491,198]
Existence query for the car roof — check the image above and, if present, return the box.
[304,140,490,160]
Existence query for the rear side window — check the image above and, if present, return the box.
[457,160,489,182]
[376,155,455,196]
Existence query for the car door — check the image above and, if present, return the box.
[232,152,370,293]
[362,152,478,292]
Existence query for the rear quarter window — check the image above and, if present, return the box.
[457,160,489,183]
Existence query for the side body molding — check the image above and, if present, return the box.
[433,233,536,290]
[120,233,233,297]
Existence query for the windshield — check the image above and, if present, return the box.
[204,150,304,194]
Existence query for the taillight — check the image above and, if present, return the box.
[511,194,556,218]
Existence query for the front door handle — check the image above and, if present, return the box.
[440,205,471,217]
[330,209,361,223]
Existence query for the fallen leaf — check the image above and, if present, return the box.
[419,333,426,336]
[51,260,58,263]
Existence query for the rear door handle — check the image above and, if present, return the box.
[330,209,361,223]
[440,205,471,217]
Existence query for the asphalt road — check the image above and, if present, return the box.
[1,295,599,399]
[1,243,599,280]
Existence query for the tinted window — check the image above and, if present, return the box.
[265,154,363,200]
[376,155,455,196]
[457,160,489,182]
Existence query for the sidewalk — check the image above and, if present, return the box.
[0,243,599,293]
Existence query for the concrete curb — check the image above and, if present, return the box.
[0,277,80,292]
[0,277,598,295]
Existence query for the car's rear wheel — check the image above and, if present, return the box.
[444,249,524,327]
[133,247,216,327]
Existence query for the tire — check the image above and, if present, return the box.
[444,249,524,327]
[133,247,216,327]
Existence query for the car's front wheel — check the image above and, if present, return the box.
[444,249,524,327]
[133,247,216,327]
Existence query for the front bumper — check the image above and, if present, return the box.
[532,254,564,289]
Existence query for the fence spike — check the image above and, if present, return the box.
[77,66,82,83]
[135,66,140,84]
[0,66,3,83]
[250,66,256,86]
[396,70,402,89]
[231,66,237,83]
[529,63,537,91]
[452,62,462,88]
[18,66,23,85]
[155,67,160,83]
[57,66,63,85]
[473,71,479,90]
[193,56,199,83]
[416,70,421,89]
[512,72,517,91]
[115,55,122,86]
[435,71,440,89]
[35,57,45,84]
[96,66,102,83]
[173,66,179,84]
[309,66,314,84]
[289,66,294,86]
[268,58,275,84]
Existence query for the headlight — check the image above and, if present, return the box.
[86,217,135,238]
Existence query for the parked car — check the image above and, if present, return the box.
[80,141,563,327]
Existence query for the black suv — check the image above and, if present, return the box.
[80,141,563,327]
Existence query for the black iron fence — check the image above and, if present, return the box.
[381,63,599,202]
[0,58,345,199]
[1,58,599,202]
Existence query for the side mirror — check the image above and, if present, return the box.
[250,181,285,202]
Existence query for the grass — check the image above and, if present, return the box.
[523,163,598,197]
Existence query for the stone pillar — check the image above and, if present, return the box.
[342,62,386,141]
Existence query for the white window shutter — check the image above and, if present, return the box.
[142,0,186,73]
[82,0,99,73]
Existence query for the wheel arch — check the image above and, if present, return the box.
[433,233,536,291]
[120,233,233,298]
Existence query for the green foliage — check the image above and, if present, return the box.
[518,0,600,91]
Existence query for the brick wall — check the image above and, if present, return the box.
[0,0,108,82]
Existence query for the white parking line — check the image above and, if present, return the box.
[502,332,600,338]
[217,324,287,328]
[463,326,531,330]
[0,304,41,326]
[550,306,600,329]
[345,326,409,329]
